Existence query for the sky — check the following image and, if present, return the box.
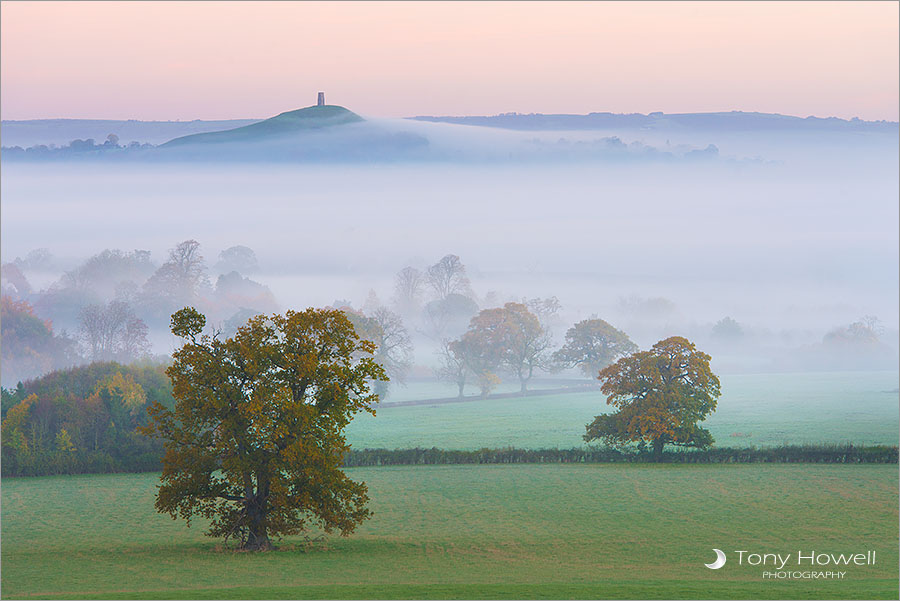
[1,1,898,121]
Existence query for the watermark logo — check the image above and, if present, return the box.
[702,548,875,579]
[705,548,726,569]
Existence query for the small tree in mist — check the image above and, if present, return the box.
[215,245,260,275]
[343,307,413,398]
[425,254,472,301]
[142,240,210,311]
[435,338,472,398]
[524,296,562,331]
[369,307,413,397]
[711,316,744,341]
[391,266,424,315]
[422,293,479,341]
[554,318,637,378]
[585,336,720,460]
[79,300,151,362]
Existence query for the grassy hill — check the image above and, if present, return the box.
[161,105,363,146]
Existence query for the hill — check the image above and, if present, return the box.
[161,105,363,147]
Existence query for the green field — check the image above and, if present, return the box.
[348,371,900,449]
[2,465,897,599]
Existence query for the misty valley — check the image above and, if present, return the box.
[1,102,898,599]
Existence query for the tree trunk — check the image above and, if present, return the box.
[242,473,271,551]
[651,438,665,462]
[519,377,528,396]
[457,380,465,398]
[244,524,270,551]
[243,498,271,551]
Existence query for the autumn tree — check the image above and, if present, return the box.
[554,318,638,378]
[1,262,33,296]
[464,302,554,395]
[585,336,720,460]
[1,297,77,386]
[91,371,148,436]
[142,307,386,550]
[818,316,894,369]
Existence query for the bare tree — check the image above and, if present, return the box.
[142,239,210,308]
[362,289,383,315]
[425,254,471,301]
[525,296,562,333]
[168,240,208,289]
[391,267,424,315]
[369,307,413,396]
[434,338,471,398]
[79,300,151,363]
[859,315,885,337]
[121,316,152,360]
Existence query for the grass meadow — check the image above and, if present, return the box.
[2,465,897,599]
[348,371,899,449]
[2,370,898,599]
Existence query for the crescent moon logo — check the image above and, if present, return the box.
[705,548,727,569]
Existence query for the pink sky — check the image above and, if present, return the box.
[1,1,897,121]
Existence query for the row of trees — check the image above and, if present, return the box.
[1,241,277,385]
[436,302,638,396]
[2,134,154,158]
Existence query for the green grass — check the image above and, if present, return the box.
[2,464,897,599]
[348,371,900,449]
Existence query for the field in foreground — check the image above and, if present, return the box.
[2,465,897,599]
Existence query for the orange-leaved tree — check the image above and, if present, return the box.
[584,336,720,460]
[462,302,554,395]
[141,307,386,551]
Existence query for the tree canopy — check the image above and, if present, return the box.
[553,318,637,378]
[462,302,554,394]
[585,336,720,459]
[141,307,386,550]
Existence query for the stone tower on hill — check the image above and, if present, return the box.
[317,92,325,106]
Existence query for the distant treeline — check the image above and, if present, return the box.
[4,444,896,477]
[343,445,899,467]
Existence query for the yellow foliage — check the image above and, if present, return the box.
[96,372,147,416]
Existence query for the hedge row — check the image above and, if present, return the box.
[1,449,164,477]
[342,445,899,467]
[3,444,896,477]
